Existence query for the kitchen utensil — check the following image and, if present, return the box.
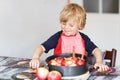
[46,53,88,77]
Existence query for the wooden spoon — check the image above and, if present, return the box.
[81,48,85,60]
[72,46,76,60]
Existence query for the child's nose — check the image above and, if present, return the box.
[65,24,70,29]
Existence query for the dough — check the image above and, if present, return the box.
[28,69,36,73]
[17,61,29,65]
[16,72,31,79]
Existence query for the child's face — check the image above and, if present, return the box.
[61,20,79,36]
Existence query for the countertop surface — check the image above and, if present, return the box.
[0,56,120,80]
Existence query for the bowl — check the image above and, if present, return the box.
[46,53,88,77]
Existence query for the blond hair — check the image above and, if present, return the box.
[59,3,86,30]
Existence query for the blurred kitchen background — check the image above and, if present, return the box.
[0,0,120,66]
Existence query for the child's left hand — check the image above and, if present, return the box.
[94,63,110,72]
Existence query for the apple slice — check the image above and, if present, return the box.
[55,57,65,64]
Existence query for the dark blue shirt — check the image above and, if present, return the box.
[41,31,97,55]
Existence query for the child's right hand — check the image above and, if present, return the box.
[29,58,40,69]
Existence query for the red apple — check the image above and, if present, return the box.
[47,71,62,80]
[36,67,49,80]
[55,57,65,64]
[76,58,86,66]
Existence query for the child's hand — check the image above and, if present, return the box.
[94,63,109,72]
[29,58,40,69]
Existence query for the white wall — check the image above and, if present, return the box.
[82,14,120,66]
[0,0,120,66]
[0,0,67,58]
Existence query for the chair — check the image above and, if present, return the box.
[88,48,117,67]
[104,48,117,67]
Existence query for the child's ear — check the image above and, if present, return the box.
[78,22,83,30]
[79,20,85,30]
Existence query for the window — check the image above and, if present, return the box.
[103,0,119,13]
[83,0,99,13]
[83,0,119,14]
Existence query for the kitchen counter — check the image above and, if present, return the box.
[0,56,120,80]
